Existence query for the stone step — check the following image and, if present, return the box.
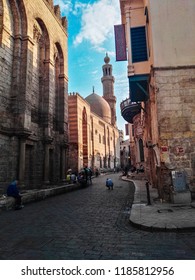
[0,183,82,212]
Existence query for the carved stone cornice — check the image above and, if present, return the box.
[42,136,53,144]
[0,126,32,138]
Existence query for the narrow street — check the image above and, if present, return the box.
[0,173,195,260]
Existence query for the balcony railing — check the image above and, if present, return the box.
[120,98,141,124]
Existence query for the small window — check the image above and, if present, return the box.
[99,134,101,143]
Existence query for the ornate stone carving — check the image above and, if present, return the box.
[54,5,61,19]
[33,23,42,42]
[62,16,68,30]
[54,44,58,60]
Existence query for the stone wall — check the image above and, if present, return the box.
[155,67,195,193]
[0,0,68,191]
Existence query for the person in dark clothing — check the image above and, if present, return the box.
[83,166,88,183]
[84,166,92,184]
[77,170,87,187]
[7,180,23,210]
[130,166,136,173]
[95,168,99,177]
[88,167,92,184]
[106,178,114,190]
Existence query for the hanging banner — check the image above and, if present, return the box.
[114,24,127,61]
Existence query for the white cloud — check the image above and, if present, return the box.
[76,55,94,68]
[73,0,121,48]
[91,45,106,53]
[91,70,98,75]
[115,76,129,101]
[72,2,88,16]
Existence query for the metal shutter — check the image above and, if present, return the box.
[131,26,148,63]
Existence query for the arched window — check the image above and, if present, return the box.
[82,107,88,167]
[7,0,28,100]
[33,18,50,128]
[54,42,64,133]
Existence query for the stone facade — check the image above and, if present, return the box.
[119,0,195,200]
[120,139,130,170]
[68,56,120,173]
[0,0,69,192]
[151,68,195,194]
[68,92,120,173]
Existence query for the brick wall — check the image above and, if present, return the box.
[68,93,120,173]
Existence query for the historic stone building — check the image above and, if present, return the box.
[117,0,195,200]
[0,0,69,191]
[120,138,130,171]
[68,55,120,173]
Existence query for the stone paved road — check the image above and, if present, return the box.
[0,173,195,260]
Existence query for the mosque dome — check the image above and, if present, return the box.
[85,92,111,123]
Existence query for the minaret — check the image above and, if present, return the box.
[101,53,116,126]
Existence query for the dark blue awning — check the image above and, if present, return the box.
[128,74,149,102]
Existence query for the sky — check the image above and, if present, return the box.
[54,0,129,135]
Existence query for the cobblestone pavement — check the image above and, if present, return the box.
[0,174,195,260]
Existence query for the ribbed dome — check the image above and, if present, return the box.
[85,92,111,123]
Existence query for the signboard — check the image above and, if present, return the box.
[114,24,127,61]
[160,146,169,163]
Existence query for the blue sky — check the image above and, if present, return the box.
[54,0,129,134]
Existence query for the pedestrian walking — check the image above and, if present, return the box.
[88,167,93,184]
[84,166,93,185]
[84,166,89,184]
[106,178,114,190]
